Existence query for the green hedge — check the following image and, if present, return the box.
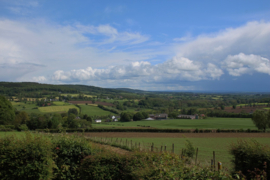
[35,128,268,133]
[229,139,270,179]
[0,133,55,180]
[0,133,98,180]
[80,151,233,180]
[51,135,96,179]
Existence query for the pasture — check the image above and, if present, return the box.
[38,105,79,113]
[92,118,257,130]
[11,101,41,114]
[80,104,116,116]
[52,101,71,106]
[84,132,270,169]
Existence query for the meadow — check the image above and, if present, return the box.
[39,105,80,113]
[92,118,257,129]
[85,133,270,169]
[80,104,116,116]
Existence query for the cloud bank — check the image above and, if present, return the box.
[0,18,270,90]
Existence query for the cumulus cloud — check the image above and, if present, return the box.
[175,21,270,63]
[32,76,46,82]
[0,19,154,81]
[223,53,270,76]
[51,56,223,85]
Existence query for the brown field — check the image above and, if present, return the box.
[68,101,114,106]
[83,132,270,138]
[223,105,268,113]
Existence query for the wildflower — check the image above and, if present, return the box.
[56,147,60,150]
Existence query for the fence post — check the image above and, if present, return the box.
[213,151,216,170]
[160,146,163,152]
[211,159,214,170]
[218,162,222,171]
[151,143,154,152]
[195,148,198,165]
[139,142,140,151]
[164,145,167,152]
[172,143,174,153]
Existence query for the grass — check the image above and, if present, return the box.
[92,117,257,129]
[61,93,95,97]
[80,104,116,116]
[11,101,42,114]
[39,105,79,113]
[97,136,270,169]
[0,132,25,138]
[237,103,268,106]
[52,101,71,106]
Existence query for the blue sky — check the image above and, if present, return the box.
[0,0,270,92]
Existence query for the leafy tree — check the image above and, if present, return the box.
[120,112,133,122]
[133,112,144,121]
[0,95,15,125]
[68,108,78,115]
[252,110,270,132]
[220,105,225,110]
[141,112,148,119]
[169,112,178,119]
[15,111,29,126]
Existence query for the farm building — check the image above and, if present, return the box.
[149,114,168,119]
[95,119,102,123]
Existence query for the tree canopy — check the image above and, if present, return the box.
[0,95,15,125]
[252,110,270,131]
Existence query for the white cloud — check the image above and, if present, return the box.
[75,24,149,45]
[0,19,154,81]
[32,76,46,82]
[175,21,270,63]
[51,56,223,86]
[223,53,270,76]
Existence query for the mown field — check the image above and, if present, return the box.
[79,104,116,116]
[39,105,80,113]
[84,132,270,169]
[11,101,79,114]
[93,118,257,129]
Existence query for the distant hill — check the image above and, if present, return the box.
[0,82,134,96]
[115,88,148,94]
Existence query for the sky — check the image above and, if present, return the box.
[0,0,270,92]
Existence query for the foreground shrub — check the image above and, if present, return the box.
[51,134,95,180]
[229,139,270,179]
[80,151,233,180]
[0,133,55,180]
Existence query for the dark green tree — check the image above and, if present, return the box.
[120,112,133,122]
[252,110,270,132]
[68,108,78,115]
[0,95,15,125]
[133,112,144,121]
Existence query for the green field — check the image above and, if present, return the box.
[80,104,116,116]
[110,137,270,169]
[93,118,257,129]
[52,101,71,106]
[11,102,41,114]
[0,132,25,138]
[39,105,79,113]
[61,93,95,97]
[237,103,268,106]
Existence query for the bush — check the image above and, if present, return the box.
[51,135,95,180]
[81,151,233,180]
[0,133,55,180]
[229,139,270,179]
[183,139,196,158]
